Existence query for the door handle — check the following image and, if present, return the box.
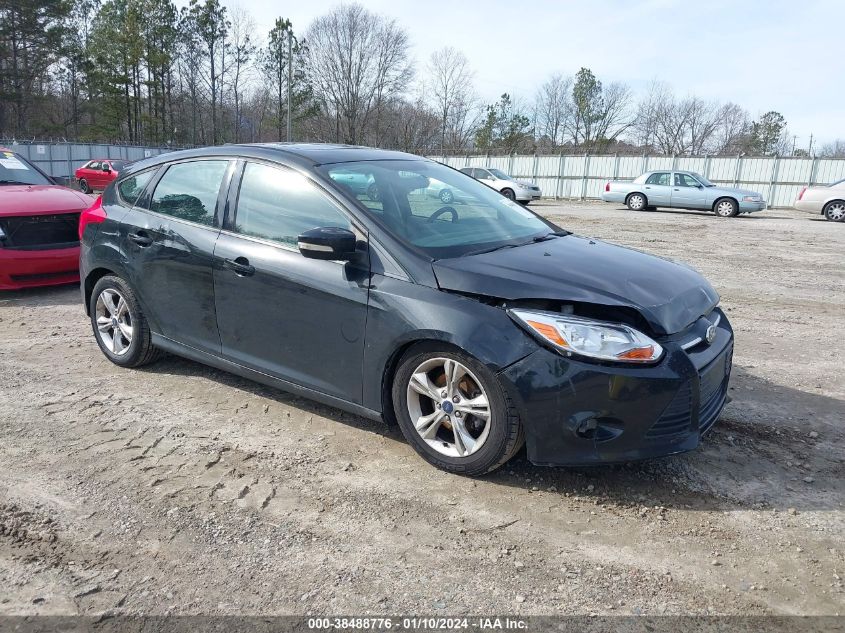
[674,188,680,191]
[129,231,153,247]
[645,186,651,189]
[223,256,255,277]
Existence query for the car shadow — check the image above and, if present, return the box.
[606,206,787,219]
[486,365,843,512]
[140,355,843,513]
[0,283,80,308]
[137,354,399,441]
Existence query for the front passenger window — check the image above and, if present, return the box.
[235,162,351,247]
[150,160,228,226]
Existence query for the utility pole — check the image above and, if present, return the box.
[286,27,293,143]
[808,133,814,156]
[791,135,798,156]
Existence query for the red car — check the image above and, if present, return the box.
[0,148,92,291]
[74,159,127,194]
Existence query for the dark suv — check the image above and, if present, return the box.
[80,144,733,476]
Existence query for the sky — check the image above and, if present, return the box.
[195,0,844,148]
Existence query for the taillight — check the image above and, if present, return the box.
[798,187,807,201]
[79,195,106,240]
[605,182,611,192]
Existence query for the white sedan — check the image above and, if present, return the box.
[794,178,845,222]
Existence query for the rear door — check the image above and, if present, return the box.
[643,171,672,206]
[213,160,370,402]
[121,158,234,353]
[80,161,99,187]
[671,172,707,209]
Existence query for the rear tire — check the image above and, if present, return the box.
[501,188,516,201]
[714,198,739,218]
[439,188,454,204]
[392,342,524,476]
[626,193,647,211]
[823,200,845,222]
[89,275,161,368]
[79,179,90,194]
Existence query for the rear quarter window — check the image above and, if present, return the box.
[116,169,156,208]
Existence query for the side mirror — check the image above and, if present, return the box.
[697,184,703,189]
[297,226,357,261]
[102,164,111,172]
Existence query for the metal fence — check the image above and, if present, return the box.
[1,140,177,180]
[428,153,845,209]
[4,139,844,209]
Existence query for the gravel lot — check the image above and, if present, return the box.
[0,202,842,617]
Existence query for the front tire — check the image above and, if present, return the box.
[626,193,647,211]
[89,275,161,368]
[439,188,455,204]
[392,343,523,476]
[79,179,90,194]
[823,200,845,222]
[714,198,739,217]
[501,188,516,201]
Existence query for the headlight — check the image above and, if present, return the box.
[743,195,761,202]
[508,309,663,363]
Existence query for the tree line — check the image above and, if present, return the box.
[2,0,843,157]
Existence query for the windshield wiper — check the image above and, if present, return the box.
[461,231,568,257]
[0,180,31,185]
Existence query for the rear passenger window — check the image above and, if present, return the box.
[150,160,228,226]
[117,170,155,207]
[235,162,351,247]
[646,172,670,186]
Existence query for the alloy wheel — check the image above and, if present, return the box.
[825,202,845,221]
[95,288,134,356]
[405,357,492,458]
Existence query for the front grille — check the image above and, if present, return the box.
[698,343,732,434]
[647,343,733,440]
[0,213,80,249]
[646,382,693,439]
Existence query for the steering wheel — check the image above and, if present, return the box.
[427,206,459,223]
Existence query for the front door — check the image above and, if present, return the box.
[213,161,370,403]
[643,171,672,206]
[121,158,232,353]
[671,172,708,209]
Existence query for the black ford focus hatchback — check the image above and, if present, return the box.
[79,144,733,476]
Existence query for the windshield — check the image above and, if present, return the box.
[320,160,556,259]
[110,160,128,170]
[830,178,845,187]
[0,151,52,185]
[690,172,714,187]
[488,168,511,180]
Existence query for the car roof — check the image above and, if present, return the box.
[124,143,424,174]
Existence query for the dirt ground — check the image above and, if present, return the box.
[0,201,842,617]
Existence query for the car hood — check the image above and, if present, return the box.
[432,234,720,336]
[0,184,92,217]
[710,185,761,197]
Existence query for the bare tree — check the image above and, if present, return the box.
[591,81,633,150]
[427,47,476,153]
[305,3,412,145]
[228,5,255,143]
[534,73,573,149]
[819,139,845,158]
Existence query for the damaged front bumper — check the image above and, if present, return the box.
[499,309,734,465]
